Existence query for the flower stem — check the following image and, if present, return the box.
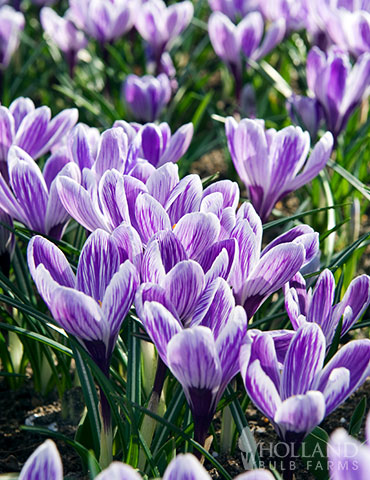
[99,386,113,469]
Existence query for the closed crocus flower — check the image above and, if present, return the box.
[284,269,370,347]
[69,0,135,43]
[19,440,62,480]
[307,46,370,139]
[0,6,24,69]
[240,324,370,476]
[226,117,333,222]
[40,7,87,76]
[0,146,80,239]
[135,0,194,59]
[123,73,172,123]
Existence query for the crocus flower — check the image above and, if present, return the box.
[28,229,139,466]
[307,46,370,138]
[258,0,307,32]
[0,96,78,178]
[226,117,333,222]
[123,73,172,123]
[0,6,24,69]
[19,440,62,480]
[135,0,194,61]
[224,202,319,317]
[136,277,248,455]
[240,323,370,473]
[328,410,370,479]
[0,146,80,239]
[208,11,285,98]
[286,94,323,140]
[40,7,88,77]
[69,0,135,43]
[284,269,370,347]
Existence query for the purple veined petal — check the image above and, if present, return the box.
[216,305,248,395]
[128,159,156,184]
[328,428,370,480]
[0,106,15,163]
[281,323,325,399]
[137,300,182,364]
[69,124,95,171]
[236,201,263,236]
[163,453,212,480]
[19,439,63,480]
[202,179,240,210]
[261,224,318,265]
[94,128,128,178]
[135,282,179,324]
[14,106,51,158]
[113,120,138,144]
[0,172,26,223]
[338,274,370,336]
[50,286,106,343]
[44,162,81,239]
[306,269,335,333]
[163,260,205,322]
[288,132,333,192]
[117,175,148,228]
[316,339,370,416]
[146,162,179,206]
[208,11,240,64]
[56,176,110,232]
[111,223,143,270]
[27,235,75,288]
[230,218,262,297]
[102,260,139,345]
[274,391,326,436]
[320,367,351,418]
[173,212,221,260]
[197,238,237,282]
[227,119,270,203]
[8,146,49,233]
[137,123,163,167]
[43,147,72,190]
[95,462,142,480]
[235,470,275,480]
[238,11,264,58]
[306,47,326,93]
[167,326,222,408]
[219,206,236,239]
[9,97,35,131]
[99,169,128,230]
[165,175,203,225]
[76,229,120,302]
[200,191,224,218]
[283,273,310,330]
[37,108,78,158]
[191,277,235,334]
[240,354,281,421]
[158,123,194,166]
[32,264,65,311]
[135,193,171,244]
[248,332,281,391]
[241,243,305,318]
[252,18,286,61]
[266,329,296,365]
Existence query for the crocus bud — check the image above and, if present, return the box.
[0,6,25,69]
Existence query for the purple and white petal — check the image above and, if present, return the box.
[95,462,142,480]
[111,223,143,270]
[159,123,194,166]
[135,193,171,244]
[19,440,63,480]
[163,454,212,480]
[146,163,179,206]
[165,175,203,225]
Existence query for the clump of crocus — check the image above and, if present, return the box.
[123,73,172,123]
[240,323,370,479]
[69,0,136,44]
[0,5,25,70]
[307,46,370,139]
[284,269,370,347]
[208,11,285,99]
[27,229,140,467]
[226,117,333,222]
[40,7,88,77]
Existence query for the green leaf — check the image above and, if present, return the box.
[299,427,329,480]
[348,396,367,437]
[327,159,370,201]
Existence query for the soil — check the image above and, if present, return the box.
[0,377,369,479]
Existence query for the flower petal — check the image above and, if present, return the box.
[19,440,63,480]
[165,175,203,225]
[135,193,171,244]
[163,454,212,480]
[95,462,142,480]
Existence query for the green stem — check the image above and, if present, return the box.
[99,420,113,469]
